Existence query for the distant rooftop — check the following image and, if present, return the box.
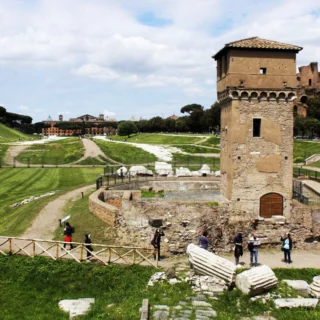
[213,36,303,59]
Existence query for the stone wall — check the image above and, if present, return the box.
[89,189,121,226]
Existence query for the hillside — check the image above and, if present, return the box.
[0,123,35,143]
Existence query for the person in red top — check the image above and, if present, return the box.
[63,222,73,250]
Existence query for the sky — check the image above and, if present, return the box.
[0,0,320,123]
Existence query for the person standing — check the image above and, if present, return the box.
[152,228,165,261]
[63,222,73,250]
[281,233,293,264]
[234,232,243,266]
[248,234,260,267]
[198,231,214,250]
[84,234,93,259]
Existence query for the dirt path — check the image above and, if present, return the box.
[4,145,28,166]
[74,138,120,164]
[22,184,95,240]
[161,247,320,269]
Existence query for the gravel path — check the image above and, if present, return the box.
[22,184,95,240]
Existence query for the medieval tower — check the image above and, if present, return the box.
[213,37,302,218]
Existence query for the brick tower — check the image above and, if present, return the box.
[212,37,302,218]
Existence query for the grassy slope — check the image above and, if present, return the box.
[16,138,85,164]
[175,144,220,154]
[0,123,37,143]
[0,168,102,235]
[94,139,157,164]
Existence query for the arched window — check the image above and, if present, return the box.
[260,193,283,218]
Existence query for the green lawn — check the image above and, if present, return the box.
[0,144,8,160]
[199,135,220,147]
[0,168,102,236]
[293,140,320,162]
[94,139,157,164]
[15,138,85,164]
[171,153,220,170]
[175,144,220,154]
[110,133,203,144]
[0,123,39,143]
[0,256,155,320]
[1,256,319,320]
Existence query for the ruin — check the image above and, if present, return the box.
[89,37,320,255]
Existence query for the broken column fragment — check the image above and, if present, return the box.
[186,243,236,285]
[310,276,320,298]
[235,265,278,296]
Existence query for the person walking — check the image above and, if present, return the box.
[198,231,214,250]
[84,234,93,259]
[248,233,260,267]
[151,228,165,261]
[281,233,293,264]
[63,222,73,250]
[234,232,243,266]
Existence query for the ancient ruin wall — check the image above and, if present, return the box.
[221,99,293,218]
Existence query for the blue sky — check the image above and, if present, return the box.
[0,0,320,123]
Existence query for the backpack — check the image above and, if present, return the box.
[248,242,254,251]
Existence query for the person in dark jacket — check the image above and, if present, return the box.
[152,228,165,261]
[85,234,93,259]
[63,222,73,250]
[281,233,293,264]
[234,232,243,266]
[198,231,214,250]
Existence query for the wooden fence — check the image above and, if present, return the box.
[0,236,158,268]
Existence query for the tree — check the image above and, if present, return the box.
[117,121,138,137]
[307,97,320,121]
[180,104,203,115]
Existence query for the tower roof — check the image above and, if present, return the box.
[213,36,303,60]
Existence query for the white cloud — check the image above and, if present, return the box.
[104,110,116,118]
[18,105,28,110]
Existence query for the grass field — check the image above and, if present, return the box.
[175,144,220,154]
[0,168,102,236]
[110,133,204,144]
[171,153,220,170]
[1,255,320,320]
[94,139,157,164]
[293,140,320,162]
[15,138,85,164]
[0,123,39,143]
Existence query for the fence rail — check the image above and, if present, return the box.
[0,236,158,267]
[293,167,320,182]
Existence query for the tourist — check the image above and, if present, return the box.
[198,231,214,250]
[234,232,243,266]
[63,222,73,250]
[84,234,93,259]
[281,233,293,264]
[248,233,260,267]
[151,228,165,261]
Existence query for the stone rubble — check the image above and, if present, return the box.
[155,162,174,176]
[235,265,278,296]
[188,274,228,293]
[176,167,193,177]
[58,298,94,319]
[151,293,218,319]
[309,275,320,298]
[274,298,319,309]
[10,191,55,208]
[129,165,153,176]
[186,243,236,285]
[116,166,128,176]
[282,279,310,297]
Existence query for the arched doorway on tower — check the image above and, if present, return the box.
[260,193,283,218]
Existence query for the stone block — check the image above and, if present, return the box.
[129,166,153,176]
[199,164,211,176]
[152,310,169,320]
[283,280,310,297]
[235,265,278,296]
[58,298,95,319]
[186,243,236,285]
[116,166,127,176]
[274,298,318,309]
[140,299,149,320]
[153,188,164,193]
[310,275,320,298]
[155,162,173,176]
[176,167,192,177]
